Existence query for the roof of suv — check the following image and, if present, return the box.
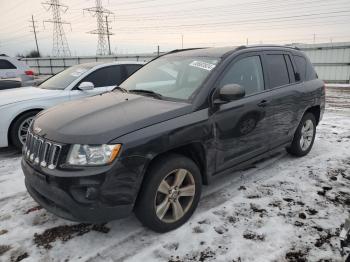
[166,45,302,58]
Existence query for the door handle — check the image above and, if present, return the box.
[257,100,269,107]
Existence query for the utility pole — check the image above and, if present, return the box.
[157,45,160,56]
[30,15,40,56]
[84,0,114,55]
[181,34,184,49]
[42,0,71,56]
[105,16,111,55]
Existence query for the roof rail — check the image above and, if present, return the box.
[241,44,301,51]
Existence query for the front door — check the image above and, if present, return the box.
[212,53,275,173]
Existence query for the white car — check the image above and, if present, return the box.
[0,61,144,149]
[0,55,35,86]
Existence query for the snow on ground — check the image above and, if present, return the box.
[0,88,350,262]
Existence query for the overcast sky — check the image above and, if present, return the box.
[0,0,350,56]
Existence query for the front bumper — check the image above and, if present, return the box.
[22,158,141,223]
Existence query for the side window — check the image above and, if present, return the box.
[284,55,296,82]
[82,66,122,88]
[220,56,265,96]
[125,64,142,77]
[266,54,290,88]
[0,59,16,69]
[306,60,318,81]
[293,56,307,81]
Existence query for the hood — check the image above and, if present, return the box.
[33,92,192,144]
[0,86,61,106]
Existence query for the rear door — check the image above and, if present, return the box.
[212,52,275,172]
[0,59,17,79]
[261,51,302,149]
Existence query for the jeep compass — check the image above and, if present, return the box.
[22,46,325,232]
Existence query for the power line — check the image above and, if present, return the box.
[84,0,114,55]
[42,0,71,56]
[111,10,350,31]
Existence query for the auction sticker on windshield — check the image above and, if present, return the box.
[70,68,88,77]
[189,61,216,71]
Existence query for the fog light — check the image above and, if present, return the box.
[85,187,99,200]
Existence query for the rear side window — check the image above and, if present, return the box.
[306,60,318,81]
[82,65,123,87]
[124,64,142,76]
[265,54,290,88]
[294,56,307,81]
[220,56,265,96]
[0,59,16,69]
[294,55,317,81]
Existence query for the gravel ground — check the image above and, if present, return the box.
[0,87,349,262]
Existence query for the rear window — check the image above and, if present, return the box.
[266,54,290,88]
[0,59,16,69]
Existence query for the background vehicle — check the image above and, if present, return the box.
[0,55,35,86]
[0,61,144,149]
[22,46,325,232]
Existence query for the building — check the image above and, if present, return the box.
[296,42,350,84]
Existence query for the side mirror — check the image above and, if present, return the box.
[78,81,94,91]
[217,84,245,103]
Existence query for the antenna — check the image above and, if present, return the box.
[84,0,114,55]
[42,0,71,57]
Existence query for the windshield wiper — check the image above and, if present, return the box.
[128,89,163,99]
[113,86,128,93]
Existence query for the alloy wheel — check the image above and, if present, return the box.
[18,117,33,145]
[154,168,195,223]
[300,119,314,151]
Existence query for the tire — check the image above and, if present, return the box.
[135,154,202,233]
[287,112,316,157]
[10,111,39,150]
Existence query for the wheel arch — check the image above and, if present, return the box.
[304,105,320,125]
[7,108,43,145]
[142,142,209,187]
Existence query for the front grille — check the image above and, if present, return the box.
[23,130,62,169]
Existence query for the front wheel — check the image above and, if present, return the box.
[10,111,39,150]
[135,154,202,232]
[287,112,316,157]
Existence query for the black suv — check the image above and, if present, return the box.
[22,46,325,232]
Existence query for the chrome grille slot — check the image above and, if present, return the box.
[24,130,62,169]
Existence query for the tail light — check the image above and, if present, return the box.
[323,82,326,95]
[25,70,34,76]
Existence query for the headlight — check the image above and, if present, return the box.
[67,144,121,166]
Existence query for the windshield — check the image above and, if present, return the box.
[120,56,219,100]
[39,64,94,90]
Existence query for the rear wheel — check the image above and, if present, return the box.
[135,154,202,232]
[10,111,39,150]
[287,112,316,157]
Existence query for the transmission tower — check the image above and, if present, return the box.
[42,0,71,57]
[84,0,114,55]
